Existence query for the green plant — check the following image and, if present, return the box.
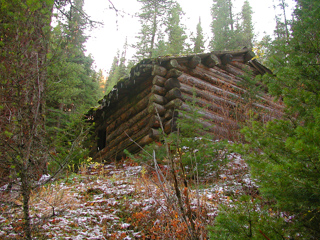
[209,195,293,240]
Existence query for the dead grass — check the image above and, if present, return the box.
[0,154,256,239]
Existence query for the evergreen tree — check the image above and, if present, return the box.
[210,0,235,50]
[47,0,102,115]
[240,0,254,48]
[106,39,129,93]
[210,0,255,50]
[192,17,206,53]
[0,1,54,238]
[45,0,103,170]
[165,1,187,55]
[239,0,320,237]
[134,0,173,59]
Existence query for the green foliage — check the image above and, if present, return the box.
[45,0,103,175]
[235,0,320,237]
[131,96,228,178]
[106,40,129,94]
[134,0,189,59]
[47,115,91,174]
[165,2,188,55]
[171,99,228,177]
[134,0,173,59]
[210,0,235,50]
[210,0,254,50]
[209,196,293,239]
[192,17,206,53]
[239,0,254,48]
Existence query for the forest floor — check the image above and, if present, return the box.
[0,152,258,239]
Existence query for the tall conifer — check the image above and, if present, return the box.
[134,0,173,59]
[240,0,320,237]
[192,17,206,53]
[165,1,187,55]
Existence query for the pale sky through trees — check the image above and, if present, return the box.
[84,0,295,74]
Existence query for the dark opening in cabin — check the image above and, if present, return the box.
[97,129,106,151]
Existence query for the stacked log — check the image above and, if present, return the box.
[88,49,283,162]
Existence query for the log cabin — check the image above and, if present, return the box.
[86,49,283,162]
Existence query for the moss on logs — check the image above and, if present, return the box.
[149,128,160,140]
[188,55,201,69]
[166,68,182,78]
[164,109,179,120]
[151,85,166,96]
[166,59,180,69]
[165,98,183,109]
[164,78,180,90]
[204,54,220,68]
[152,75,166,87]
[152,65,167,76]
[148,102,166,115]
[164,118,178,134]
[221,54,233,65]
[165,88,182,102]
[149,94,166,105]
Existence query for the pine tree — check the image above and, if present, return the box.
[134,0,173,59]
[106,39,129,93]
[165,1,187,55]
[192,17,206,53]
[210,0,235,50]
[45,0,103,171]
[0,1,54,238]
[240,0,254,48]
[240,0,320,237]
[210,0,255,50]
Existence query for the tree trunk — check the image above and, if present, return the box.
[21,171,31,240]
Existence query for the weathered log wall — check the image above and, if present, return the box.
[87,49,283,162]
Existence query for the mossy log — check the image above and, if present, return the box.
[164,78,180,90]
[165,87,182,102]
[164,109,179,120]
[152,65,167,77]
[221,54,233,65]
[166,68,182,78]
[149,115,163,128]
[188,56,201,69]
[165,98,183,109]
[134,64,153,78]
[152,75,166,87]
[148,102,166,115]
[166,59,180,69]
[149,128,160,140]
[204,54,221,68]
[151,85,166,96]
[164,118,178,134]
[149,94,166,105]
